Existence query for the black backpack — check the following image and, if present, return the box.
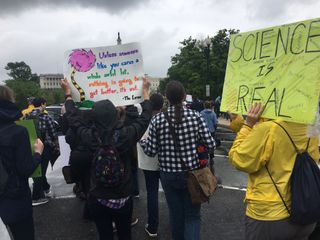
[0,155,8,196]
[92,130,125,188]
[266,122,320,225]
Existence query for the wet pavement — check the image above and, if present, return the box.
[32,133,250,240]
[35,168,246,240]
[31,129,320,239]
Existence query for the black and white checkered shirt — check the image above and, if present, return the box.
[28,109,57,147]
[140,106,215,172]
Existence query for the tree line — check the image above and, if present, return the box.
[159,29,239,100]
[4,62,64,109]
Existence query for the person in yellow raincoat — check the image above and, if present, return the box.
[21,97,35,118]
[228,103,319,240]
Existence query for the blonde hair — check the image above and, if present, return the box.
[0,85,15,103]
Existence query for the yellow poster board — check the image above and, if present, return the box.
[221,18,320,124]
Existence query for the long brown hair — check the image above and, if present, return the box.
[165,81,186,123]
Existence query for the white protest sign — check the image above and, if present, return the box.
[64,42,144,106]
[186,94,193,102]
[57,135,71,167]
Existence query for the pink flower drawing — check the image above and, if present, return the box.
[69,49,96,72]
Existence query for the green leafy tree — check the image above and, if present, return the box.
[4,61,65,109]
[210,29,239,98]
[5,61,41,109]
[166,37,204,97]
[158,77,170,94]
[5,61,39,83]
[166,29,239,99]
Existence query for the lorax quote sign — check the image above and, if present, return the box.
[221,18,320,124]
[64,42,144,106]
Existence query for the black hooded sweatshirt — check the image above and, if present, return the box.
[65,99,152,199]
[0,100,41,224]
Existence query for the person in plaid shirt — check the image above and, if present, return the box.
[27,97,58,206]
[140,81,215,240]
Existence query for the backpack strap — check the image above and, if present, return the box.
[266,121,310,216]
[273,121,311,153]
[273,121,299,153]
[163,111,188,171]
[265,165,291,215]
[265,121,293,215]
[306,138,311,151]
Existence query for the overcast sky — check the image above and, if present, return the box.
[0,0,319,82]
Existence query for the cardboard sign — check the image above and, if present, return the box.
[64,42,144,106]
[16,120,42,178]
[221,18,320,124]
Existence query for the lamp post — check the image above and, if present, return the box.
[199,36,211,99]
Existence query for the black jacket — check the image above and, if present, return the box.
[63,100,96,152]
[0,100,41,224]
[190,99,204,113]
[65,99,152,199]
[124,105,140,170]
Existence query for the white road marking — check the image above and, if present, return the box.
[219,185,247,191]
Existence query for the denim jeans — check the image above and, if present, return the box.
[143,170,160,233]
[160,171,201,240]
[32,145,52,200]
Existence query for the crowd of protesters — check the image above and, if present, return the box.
[0,76,319,240]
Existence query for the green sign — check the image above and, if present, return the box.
[221,18,320,124]
[16,120,42,178]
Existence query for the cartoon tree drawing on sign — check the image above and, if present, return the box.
[68,49,96,101]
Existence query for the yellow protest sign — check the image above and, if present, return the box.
[221,18,320,124]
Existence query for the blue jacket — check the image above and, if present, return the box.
[200,109,217,133]
[0,100,41,224]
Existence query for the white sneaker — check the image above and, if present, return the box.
[131,218,139,226]
[44,188,52,198]
[145,224,157,237]
[112,222,117,233]
[32,198,49,206]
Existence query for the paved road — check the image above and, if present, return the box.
[33,188,246,240]
[32,135,320,240]
[31,135,248,240]
[45,136,247,199]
